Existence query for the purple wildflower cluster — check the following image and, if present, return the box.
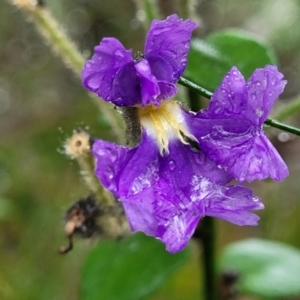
[82,14,288,253]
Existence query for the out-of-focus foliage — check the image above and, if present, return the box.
[220,239,300,297]
[81,233,188,300]
[1,0,300,299]
[185,29,277,91]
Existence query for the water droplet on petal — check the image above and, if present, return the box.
[256,109,263,117]
[168,160,176,171]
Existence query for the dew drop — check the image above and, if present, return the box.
[256,109,263,117]
[168,160,176,171]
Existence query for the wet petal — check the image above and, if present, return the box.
[246,65,287,125]
[134,59,160,106]
[81,38,140,106]
[193,66,288,182]
[93,126,263,253]
[203,67,248,119]
[145,14,198,83]
[202,66,286,125]
[199,125,289,182]
[204,186,264,225]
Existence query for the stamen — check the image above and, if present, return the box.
[138,100,199,155]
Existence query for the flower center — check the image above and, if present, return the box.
[138,100,198,155]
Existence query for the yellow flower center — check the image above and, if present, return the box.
[138,100,198,155]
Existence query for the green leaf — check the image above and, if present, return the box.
[219,238,300,298]
[80,233,189,300]
[185,29,277,92]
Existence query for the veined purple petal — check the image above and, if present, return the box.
[202,66,286,125]
[92,126,263,253]
[145,14,198,83]
[82,15,197,106]
[134,60,160,106]
[193,66,288,182]
[204,186,263,225]
[200,127,289,182]
[81,38,140,106]
[246,65,286,125]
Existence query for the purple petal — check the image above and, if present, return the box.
[193,66,288,182]
[134,59,160,106]
[199,126,289,182]
[202,66,286,125]
[81,38,140,106]
[246,65,287,125]
[203,67,248,119]
[204,186,263,225]
[145,14,198,83]
[93,125,263,253]
[92,133,158,197]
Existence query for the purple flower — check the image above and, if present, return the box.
[81,15,277,253]
[81,14,197,107]
[192,66,289,182]
[92,101,263,253]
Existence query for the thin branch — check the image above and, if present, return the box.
[11,0,124,142]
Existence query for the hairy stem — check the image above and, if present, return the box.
[11,0,124,142]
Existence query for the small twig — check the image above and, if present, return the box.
[59,235,74,254]
[10,0,124,142]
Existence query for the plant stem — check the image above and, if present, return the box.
[201,217,216,300]
[179,76,300,136]
[188,88,216,300]
[11,1,124,142]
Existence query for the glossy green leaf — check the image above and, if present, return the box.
[185,29,277,92]
[219,239,300,297]
[80,233,189,300]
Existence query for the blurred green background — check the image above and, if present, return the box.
[1,0,300,299]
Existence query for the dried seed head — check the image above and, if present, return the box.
[59,195,100,254]
[64,131,91,159]
[11,0,38,9]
